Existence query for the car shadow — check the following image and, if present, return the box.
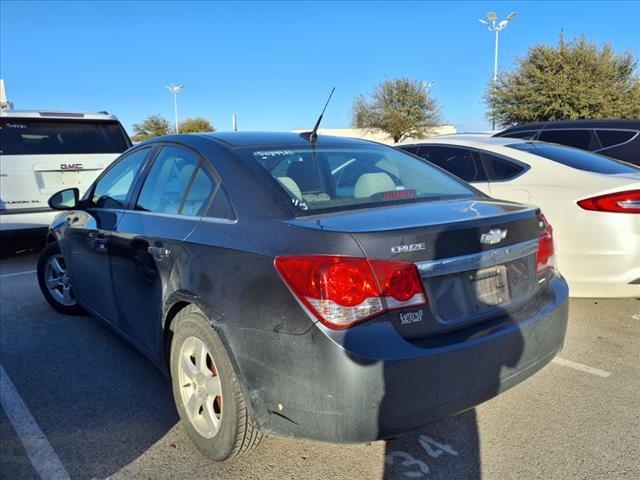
[383,409,480,479]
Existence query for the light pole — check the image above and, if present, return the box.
[479,11,517,130]
[166,84,184,133]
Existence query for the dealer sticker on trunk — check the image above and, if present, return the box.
[399,309,424,325]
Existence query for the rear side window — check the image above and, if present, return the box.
[416,146,487,182]
[181,166,217,217]
[507,143,640,174]
[537,129,596,151]
[91,147,150,209]
[0,118,130,155]
[480,153,526,181]
[596,130,637,148]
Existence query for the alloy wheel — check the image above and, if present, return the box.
[44,254,76,306]
[178,336,223,438]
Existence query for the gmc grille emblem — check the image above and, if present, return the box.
[60,163,83,171]
[480,229,508,245]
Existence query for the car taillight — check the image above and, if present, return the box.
[274,255,427,329]
[536,214,556,274]
[577,190,640,214]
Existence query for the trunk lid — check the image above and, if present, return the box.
[290,198,546,339]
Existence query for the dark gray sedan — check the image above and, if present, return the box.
[37,132,568,461]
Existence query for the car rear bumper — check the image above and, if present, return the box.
[555,209,639,298]
[229,275,569,443]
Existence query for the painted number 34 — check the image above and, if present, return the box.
[385,435,458,478]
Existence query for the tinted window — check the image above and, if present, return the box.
[0,118,130,155]
[91,148,150,208]
[207,188,236,220]
[507,143,640,174]
[136,146,200,214]
[400,146,420,155]
[416,146,487,182]
[596,130,637,148]
[501,130,538,140]
[480,153,526,181]
[182,166,217,217]
[243,144,478,213]
[538,129,593,150]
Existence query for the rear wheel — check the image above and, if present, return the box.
[170,305,262,461]
[36,241,85,315]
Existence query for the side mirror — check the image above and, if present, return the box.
[48,188,80,210]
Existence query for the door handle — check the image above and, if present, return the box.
[147,246,171,260]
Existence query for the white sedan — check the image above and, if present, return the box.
[399,135,640,298]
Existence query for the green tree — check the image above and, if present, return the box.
[131,114,171,142]
[486,35,640,126]
[178,117,215,133]
[352,77,442,143]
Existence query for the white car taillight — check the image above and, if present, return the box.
[577,190,640,214]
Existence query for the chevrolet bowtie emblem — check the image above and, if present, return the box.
[480,228,508,245]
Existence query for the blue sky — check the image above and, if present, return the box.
[1,1,639,134]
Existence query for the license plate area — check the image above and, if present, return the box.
[468,265,510,308]
[422,255,535,325]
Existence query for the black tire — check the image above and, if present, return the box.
[170,304,263,461]
[36,241,85,315]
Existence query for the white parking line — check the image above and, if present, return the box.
[552,357,611,378]
[0,365,70,480]
[0,270,36,279]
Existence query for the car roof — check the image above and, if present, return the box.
[400,134,529,148]
[497,119,640,133]
[195,131,377,148]
[0,109,120,121]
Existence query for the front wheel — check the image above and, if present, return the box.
[170,305,263,461]
[37,241,85,315]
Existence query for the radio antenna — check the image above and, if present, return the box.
[300,87,335,143]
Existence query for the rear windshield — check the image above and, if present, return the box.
[0,118,131,155]
[242,144,479,213]
[507,142,639,174]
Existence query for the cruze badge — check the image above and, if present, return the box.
[391,242,426,254]
[481,228,508,245]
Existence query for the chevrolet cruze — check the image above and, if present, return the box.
[37,132,569,461]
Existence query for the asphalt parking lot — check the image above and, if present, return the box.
[1,251,638,480]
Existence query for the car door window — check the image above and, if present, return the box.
[91,147,150,209]
[416,146,487,182]
[136,146,202,214]
[400,146,420,155]
[538,129,596,150]
[181,166,217,216]
[595,130,638,149]
[481,153,526,181]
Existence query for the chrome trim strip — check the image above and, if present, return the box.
[416,239,538,277]
[123,209,238,225]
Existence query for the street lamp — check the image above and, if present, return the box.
[166,84,184,133]
[479,11,517,130]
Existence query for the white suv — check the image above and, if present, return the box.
[0,110,131,237]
